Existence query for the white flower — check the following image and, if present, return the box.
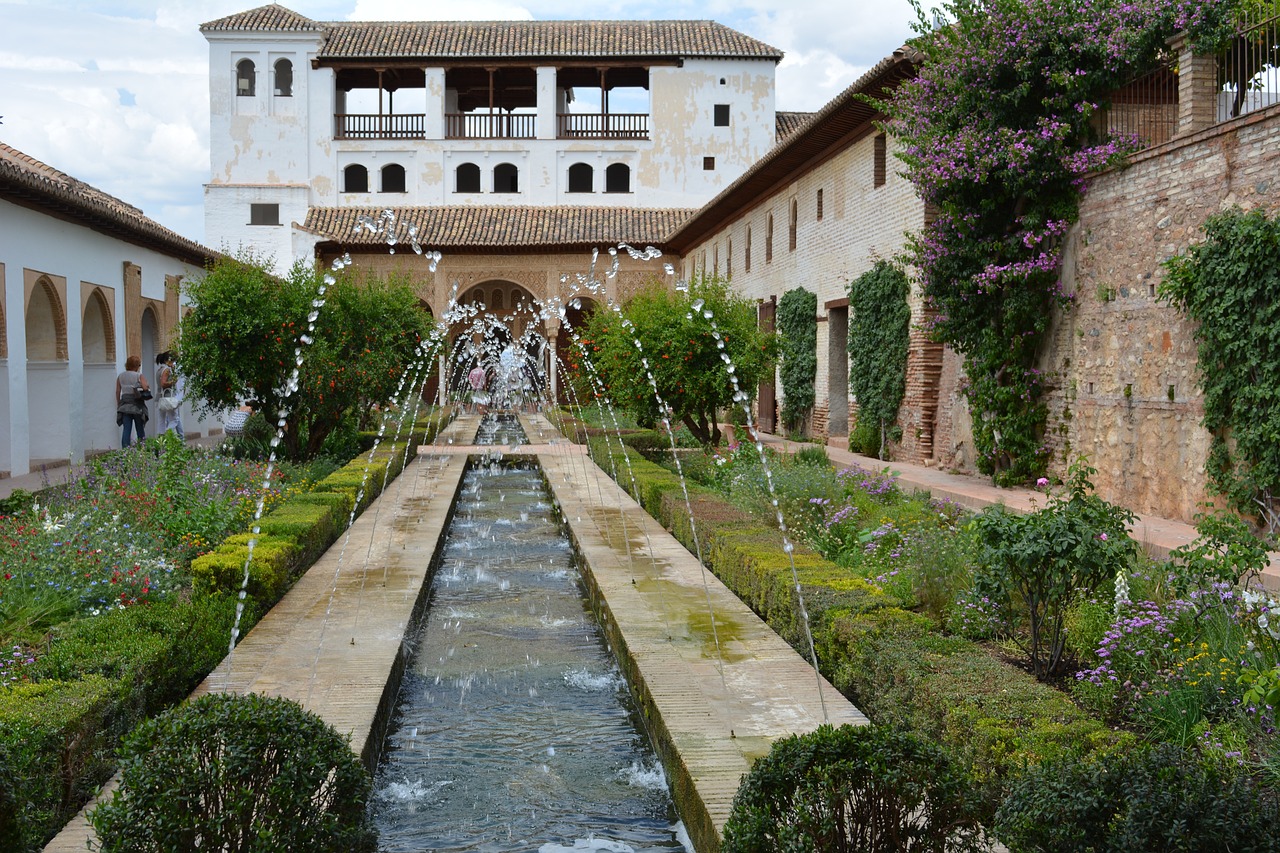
[1114,568,1130,614]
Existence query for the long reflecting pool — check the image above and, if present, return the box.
[371,453,690,852]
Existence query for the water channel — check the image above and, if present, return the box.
[370,417,691,852]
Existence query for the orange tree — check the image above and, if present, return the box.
[177,255,431,460]
[575,275,775,446]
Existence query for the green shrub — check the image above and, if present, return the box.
[994,743,1280,852]
[255,500,343,566]
[792,444,831,468]
[30,595,249,719]
[0,676,119,853]
[722,723,985,853]
[89,692,377,853]
[971,459,1137,678]
[190,533,297,604]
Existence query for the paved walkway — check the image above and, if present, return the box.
[525,414,865,852]
[762,434,1280,592]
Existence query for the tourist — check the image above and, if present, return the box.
[115,355,150,447]
[155,351,184,440]
[467,362,488,414]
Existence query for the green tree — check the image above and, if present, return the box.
[577,275,775,445]
[778,287,817,433]
[848,261,911,459]
[178,255,432,460]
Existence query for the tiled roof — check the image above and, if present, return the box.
[201,4,321,32]
[0,142,216,265]
[776,111,816,144]
[202,6,783,60]
[303,206,696,250]
[320,20,782,60]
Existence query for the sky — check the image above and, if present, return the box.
[0,0,925,245]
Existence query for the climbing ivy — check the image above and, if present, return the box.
[1161,207,1280,537]
[848,261,910,459]
[880,0,1242,485]
[777,287,817,432]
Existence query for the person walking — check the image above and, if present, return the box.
[155,351,184,440]
[467,362,488,414]
[115,355,151,447]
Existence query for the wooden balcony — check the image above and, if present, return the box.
[335,113,425,139]
[558,113,649,140]
[445,113,536,139]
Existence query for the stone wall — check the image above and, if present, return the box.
[1010,104,1279,521]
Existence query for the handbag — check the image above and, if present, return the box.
[158,394,178,413]
[137,383,153,401]
[224,410,250,437]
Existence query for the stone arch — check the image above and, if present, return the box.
[26,275,66,361]
[82,287,115,363]
[555,294,598,403]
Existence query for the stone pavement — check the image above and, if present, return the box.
[769,433,1280,592]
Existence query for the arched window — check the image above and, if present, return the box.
[493,163,519,193]
[745,225,752,273]
[82,288,114,363]
[789,198,798,251]
[605,163,631,193]
[343,164,369,193]
[726,238,733,279]
[456,162,481,193]
[236,59,256,97]
[274,58,293,97]
[26,277,66,361]
[381,163,406,193]
[766,214,774,263]
[491,289,504,310]
[567,162,593,193]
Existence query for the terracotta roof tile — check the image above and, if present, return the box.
[320,20,782,60]
[0,142,216,265]
[303,206,695,250]
[776,111,816,144]
[201,4,321,32]
[203,6,782,60]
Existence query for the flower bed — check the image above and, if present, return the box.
[0,411,448,852]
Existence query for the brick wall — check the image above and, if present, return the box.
[926,104,1280,519]
[682,130,928,449]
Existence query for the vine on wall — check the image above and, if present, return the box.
[1162,207,1280,537]
[848,261,910,459]
[880,0,1241,485]
[777,287,818,433]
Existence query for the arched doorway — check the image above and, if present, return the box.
[140,305,160,426]
[25,276,69,463]
[82,288,117,454]
[450,281,546,409]
[556,295,597,404]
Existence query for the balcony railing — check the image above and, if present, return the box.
[335,114,425,139]
[558,113,649,140]
[446,113,536,139]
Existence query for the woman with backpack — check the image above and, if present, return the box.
[115,354,151,447]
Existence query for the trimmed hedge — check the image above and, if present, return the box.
[0,677,118,852]
[2,415,448,851]
[589,439,1126,801]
